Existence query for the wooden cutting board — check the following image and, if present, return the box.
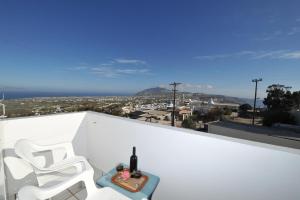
[111,170,148,192]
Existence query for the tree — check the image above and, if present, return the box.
[263,84,296,126]
[239,104,252,112]
[182,116,196,129]
[202,108,223,122]
[164,116,169,121]
[223,107,232,115]
[263,110,295,126]
[292,91,300,110]
[263,84,294,111]
[238,103,252,118]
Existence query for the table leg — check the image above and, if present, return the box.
[149,193,153,200]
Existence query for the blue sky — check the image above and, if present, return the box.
[0,0,300,98]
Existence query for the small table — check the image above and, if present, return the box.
[96,164,160,200]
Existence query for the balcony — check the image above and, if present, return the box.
[1,111,300,200]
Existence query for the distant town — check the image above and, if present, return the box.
[0,87,258,127]
[2,84,299,130]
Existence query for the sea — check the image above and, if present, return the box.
[2,91,265,108]
[2,91,132,100]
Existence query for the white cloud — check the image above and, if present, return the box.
[67,58,150,78]
[91,67,150,78]
[78,62,89,66]
[278,51,300,59]
[159,83,214,92]
[256,26,300,41]
[195,51,256,60]
[195,50,300,61]
[116,69,149,74]
[178,83,213,91]
[66,66,88,70]
[99,63,114,66]
[194,54,229,60]
[287,27,300,36]
[256,30,283,41]
[114,58,146,65]
[251,50,300,60]
[251,50,288,59]
[91,67,116,78]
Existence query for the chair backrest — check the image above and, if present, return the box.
[14,139,45,169]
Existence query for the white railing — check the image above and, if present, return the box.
[1,111,300,200]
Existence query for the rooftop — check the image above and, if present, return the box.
[1,111,300,200]
[208,121,300,149]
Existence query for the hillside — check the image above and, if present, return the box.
[135,87,264,106]
[136,87,171,96]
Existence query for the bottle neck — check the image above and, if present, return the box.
[132,147,136,156]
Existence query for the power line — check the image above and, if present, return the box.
[169,82,181,126]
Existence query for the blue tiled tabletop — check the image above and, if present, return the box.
[96,164,160,200]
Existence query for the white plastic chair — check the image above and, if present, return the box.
[14,139,86,173]
[14,139,87,186]
[17,163,131,200]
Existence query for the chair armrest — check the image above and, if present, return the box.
[35,156,89,173]
[30,142,75,158]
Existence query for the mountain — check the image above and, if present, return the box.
[136,87,171,96]
[136,87,264,107]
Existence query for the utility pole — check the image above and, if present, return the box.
[170,82,181,126]
[252,78,262,125]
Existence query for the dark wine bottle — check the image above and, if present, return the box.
[129,146,138,173]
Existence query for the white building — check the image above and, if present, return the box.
[0,94,6,119]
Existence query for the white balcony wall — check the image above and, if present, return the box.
[85,112,300,200]
[1,112,87,150]
[0,121,6,200]
[1,112,300,200]
[0,153,5,200]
